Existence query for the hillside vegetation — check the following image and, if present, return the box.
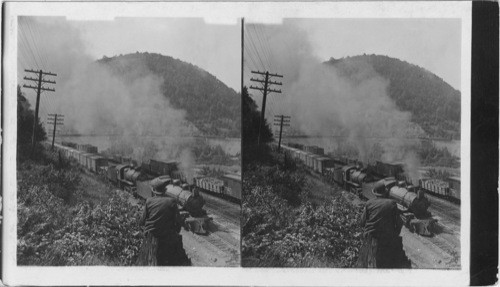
[242,87,362,267]
[17,92,143,266]
[327,55,461,139]
[98,53,240,137]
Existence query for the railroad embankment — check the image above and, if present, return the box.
[17,145,143,265]
[242,150,363,267]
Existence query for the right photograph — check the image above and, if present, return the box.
[242,18,461,269]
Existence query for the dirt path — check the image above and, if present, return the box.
[191,192,240,266]
[181,214,240,266]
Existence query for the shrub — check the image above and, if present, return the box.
[242,159,363,268]
[243,185,362,267]
[18,189,143,266]
[17,148,143,266]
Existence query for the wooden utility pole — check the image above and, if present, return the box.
[47,113,64,149]
[23,69,57,156]
[250,70,283,145]
[274,114,290,151]
[241,18,244,96]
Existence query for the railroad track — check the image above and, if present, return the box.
[427,195,460,222]
[182,228,239,267]
[205,202,240,226]
[342,181,461,269]
[201,192,240,226]
[204,234,240,265]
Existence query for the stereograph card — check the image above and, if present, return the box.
[2,2,471,286]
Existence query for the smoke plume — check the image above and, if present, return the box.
[179,148,195,183]
[247,21,424,176]
[18,17,193,163]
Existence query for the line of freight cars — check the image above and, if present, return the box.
[54,141,241,202]
[280,144,371,196]
[281,142,460,203]
[419,177,461,203]
[52,142,241,233]
[280,143,436,236]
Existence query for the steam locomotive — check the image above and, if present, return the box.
[52,141,240,234]
[281,142,460,203]
[383,178,436,236]
[279,143,439,236]
[280,144,370,197]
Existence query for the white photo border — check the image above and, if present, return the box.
[3,1,471,286]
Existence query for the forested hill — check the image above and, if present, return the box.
[326,55,461,139]
[98,52,240,137]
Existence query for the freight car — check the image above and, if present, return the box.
[447,176,461,203]
[194,177,234,201]
[371,161,405,179]
[281,144,369,196]
[53,141,240,213]
[419,177,460,203]
[76,143,98,154]
[383,178,437,236]
[61,141,77,149]
[220,173,242,203]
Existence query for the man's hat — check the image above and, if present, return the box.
[372,179,388,197]
[150,176,171,195]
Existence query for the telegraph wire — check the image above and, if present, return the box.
[250,25,272,72]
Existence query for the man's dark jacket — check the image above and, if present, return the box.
[140,196,182,238]
[360,197,402,239]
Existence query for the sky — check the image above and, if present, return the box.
[245,18,461,91]
[17,16,241,138]
[76,18,240,91]
[25,17,241,91]
[295,18,461,90]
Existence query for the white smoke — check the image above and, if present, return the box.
[247,21,424,172]
[179,148,195,183]
[18,17,192,163]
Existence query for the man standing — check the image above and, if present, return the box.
[137,178,191,266]
[357,179,411,268]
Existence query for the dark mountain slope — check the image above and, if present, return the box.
[98,52,240,137]
[326,55,461,139]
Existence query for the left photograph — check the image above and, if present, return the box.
[16,16,241,266]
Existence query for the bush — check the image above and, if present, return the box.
[242,185,362,267]
[242,159,362,268]
[18,189,143,266]
[17,147,143,266]
[244,164,305,206]
[18,161,81,204]
[49,191,143,265]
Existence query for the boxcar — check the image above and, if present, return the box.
[447,176,461,201]
[221,173,242,201]
[88,155,108,173]
[77,143,98,154]
[375,161,404,178]
[196,177,225,194]
[316,157,335,174]
[419,178,449,197]
[149,159,178,176]
[79,153,93,169]
[310,154,321,172]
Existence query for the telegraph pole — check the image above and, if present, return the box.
[23,69,57,156]
[273,114,290,151]
[241,18,244,96]
[47,114,64,150]
[250,70,283,145]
